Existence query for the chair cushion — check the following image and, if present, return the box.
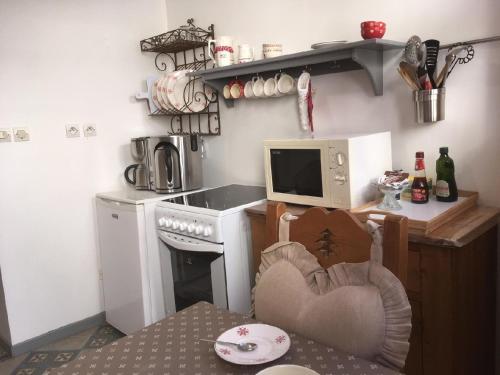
[254,241,412,370]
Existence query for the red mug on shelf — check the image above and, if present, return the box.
[360,21,386,39]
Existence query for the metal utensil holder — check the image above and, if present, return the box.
[413,88,445,123]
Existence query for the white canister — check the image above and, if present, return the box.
[238,44,254,64]
[208,36,234,67]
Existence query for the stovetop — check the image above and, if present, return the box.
[162,184,267,212]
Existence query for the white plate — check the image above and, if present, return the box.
[159,74,174,110]
[156,75,171,110]
[151,78,163,110]
[311,41,348,49]
[214,324,290,365]
[257,365,320,375]
[167,70,194,113]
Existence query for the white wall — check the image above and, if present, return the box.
[0,0,169,345]
[165,0,500,369]
[0,269,11,344]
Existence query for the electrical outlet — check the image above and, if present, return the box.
[66,124,80,138]
[98,270,103,281]
[83,123,97,137]
[0,128,12,142]
[13,127,30,142]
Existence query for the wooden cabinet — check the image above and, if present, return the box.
[246,203,498,375]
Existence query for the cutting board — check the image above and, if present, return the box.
[352,191,478,235]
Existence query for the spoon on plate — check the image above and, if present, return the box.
[198,338,258,352]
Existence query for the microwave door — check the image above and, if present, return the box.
[270,148,324,198]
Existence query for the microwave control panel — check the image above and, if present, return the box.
[328,145,351,208]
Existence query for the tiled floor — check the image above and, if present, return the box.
[0,324,124,375]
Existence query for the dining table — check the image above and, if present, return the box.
[49,301,399,375]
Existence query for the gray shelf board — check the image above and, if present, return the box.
[191,39,404,80]
[190,39,404,104]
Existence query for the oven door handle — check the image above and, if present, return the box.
[158,231,223,254]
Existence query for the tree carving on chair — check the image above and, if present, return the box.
[315,229,338,258]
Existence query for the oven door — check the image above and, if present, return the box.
[158,231,227,316]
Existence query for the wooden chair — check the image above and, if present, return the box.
[253,201,412,370]
[264,201,409,285]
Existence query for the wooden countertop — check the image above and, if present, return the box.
[245,202,500,248]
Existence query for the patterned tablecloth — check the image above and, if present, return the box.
[50,302,398,375]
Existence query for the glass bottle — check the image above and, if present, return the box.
[436,147,458,202]
[411,151,429,204]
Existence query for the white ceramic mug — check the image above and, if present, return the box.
[243,80,254,98]
[263,43,283,58]
[264,76,280,97]
[252,76,266,98]
[238,44,254,64]
[276,73,296,95]
[208,36,234,67]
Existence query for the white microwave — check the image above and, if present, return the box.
[264,132,392,209]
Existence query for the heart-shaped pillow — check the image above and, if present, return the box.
[254,241,411,370]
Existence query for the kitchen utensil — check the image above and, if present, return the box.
[208,36,234,67]
[447,44,475,78]
[360,21,386,39]
[214,324,290,365]
[158,74,174,110]
[404,35,423,65]
[397,68,420,90]
[223,83,232,99]
[424,39,440,88]
[399,61,421,90]
[436,48,462,88]
[198,338,258,352]
[257,365,320,375]
[311,41,347,49]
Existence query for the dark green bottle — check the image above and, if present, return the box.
[436,147,458,202]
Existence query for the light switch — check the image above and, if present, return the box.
[0,128,12,142]
[66,124,80,138]
[83,123,97,137]
[13,127,30,142]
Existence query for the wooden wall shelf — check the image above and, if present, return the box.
[192,39,405,105]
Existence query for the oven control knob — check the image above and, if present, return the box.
[165,219,173,228]
[158,217,166,226]
[172,220,180,230]
[203,227,212,237]
[179,222,187,231]
[195,225,204,235]
[187,223,195,233]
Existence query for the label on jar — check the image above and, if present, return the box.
[412,188,427,201]
[436,180,450,197]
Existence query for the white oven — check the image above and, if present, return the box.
[264,132,392,209]
[156,185,267,315]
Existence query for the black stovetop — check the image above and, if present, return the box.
[164,184,267,211]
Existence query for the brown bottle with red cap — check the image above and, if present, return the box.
[411,151,429,204]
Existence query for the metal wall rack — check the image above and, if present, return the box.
[139,19,221,136]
